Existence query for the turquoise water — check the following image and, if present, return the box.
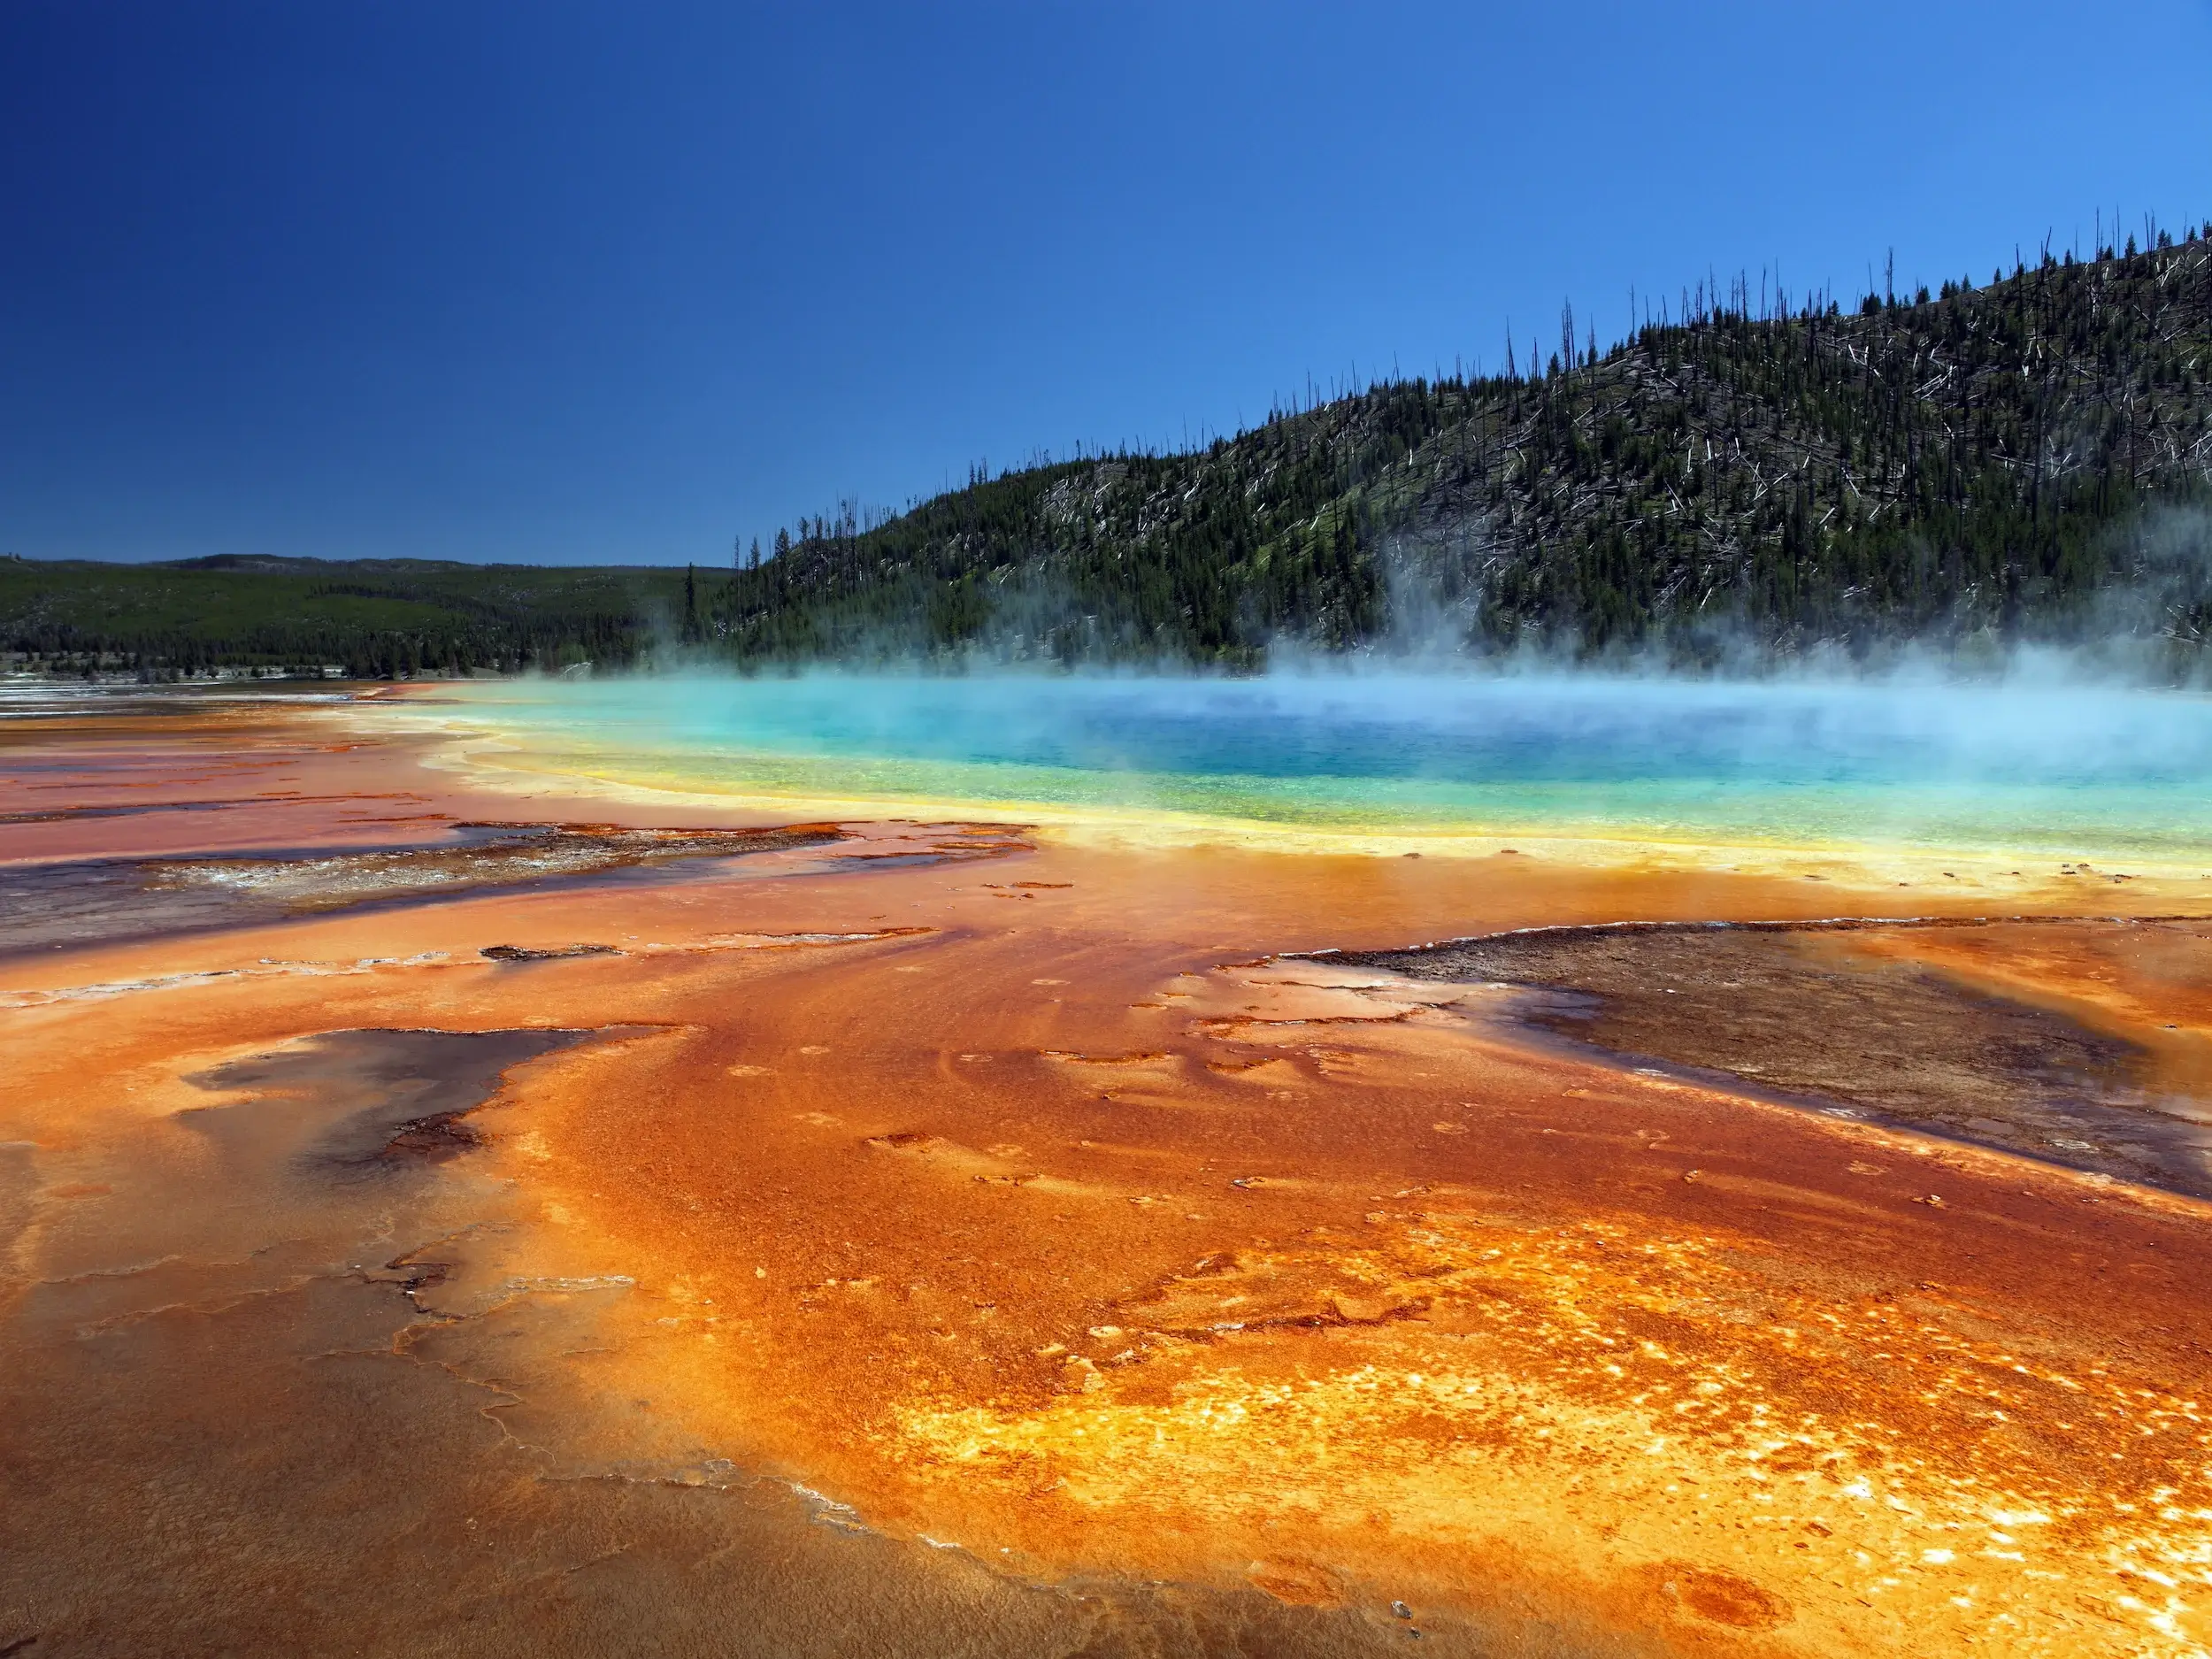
[411,672,2212,860]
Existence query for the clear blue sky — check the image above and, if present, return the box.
[4,1,2208,567]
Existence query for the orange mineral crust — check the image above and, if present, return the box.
[4,693,2210,1657]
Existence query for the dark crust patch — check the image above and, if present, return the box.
[378,1110,487,1157]
[0,820,846,957]
[143,820,849,911]
[480,943,621,963]
[1338,918,2212,1197]
[184,1026,594,1176]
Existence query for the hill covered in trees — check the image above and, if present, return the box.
[0,555,692,678]
[720,227,2212,672]
[11,224,2212,679]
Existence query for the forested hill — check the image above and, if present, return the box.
[727,227,2212,670]
[10,226,2212,679]
[0,555,693,679]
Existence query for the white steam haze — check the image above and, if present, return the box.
[435,657,2212,869]
[1359,503,2212,682]
[659,497,2212,687]
[451,501,2212,864]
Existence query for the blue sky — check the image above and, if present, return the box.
[4,1,2208,566]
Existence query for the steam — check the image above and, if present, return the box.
[1360,503,2212,686]
[439,662,2212,864]
[505,505,2212,864]
[652,503,2212,687]
[488,669,2212,782]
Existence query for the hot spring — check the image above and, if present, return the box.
[378,672,2212,865]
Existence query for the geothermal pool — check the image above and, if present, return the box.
[396,672,2212,862]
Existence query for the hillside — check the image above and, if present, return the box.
[725,229,2212,670]
[10,226,2212,678]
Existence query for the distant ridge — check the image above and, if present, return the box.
[9,227,2212,678]
[0,557,688,678]
[163,554,486,574]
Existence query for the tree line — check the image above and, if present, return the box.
[11,222,2212,677]
[712,224,2212,672]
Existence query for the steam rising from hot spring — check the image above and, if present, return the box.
[404,670,2212,861]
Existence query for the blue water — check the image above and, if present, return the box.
[407,672,2212,860]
